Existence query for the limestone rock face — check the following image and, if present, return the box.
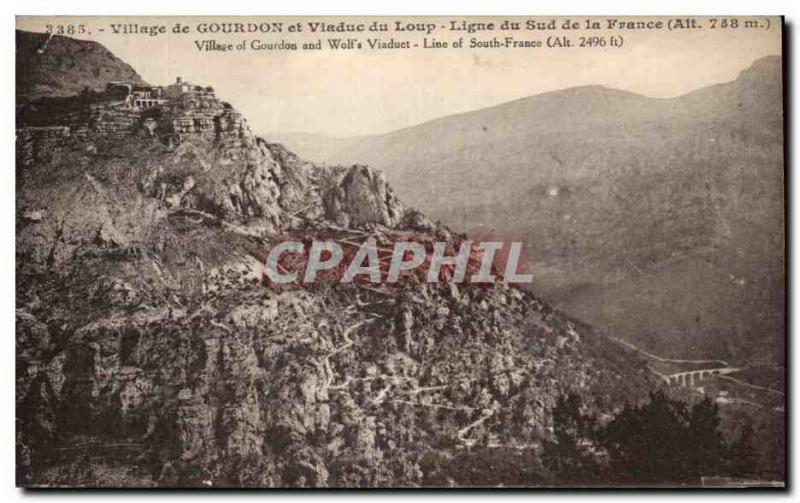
[16,82,654,488]
[323,165,405,228]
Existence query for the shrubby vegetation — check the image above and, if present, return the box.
[541,391,769,485]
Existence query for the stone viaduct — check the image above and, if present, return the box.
[665,367,742,387]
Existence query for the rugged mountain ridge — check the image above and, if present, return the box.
[275,56,784,365]
[16,30,148,102]
[16,38,655,487]
[16,30,146,103]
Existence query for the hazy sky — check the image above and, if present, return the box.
[18,16,782,137]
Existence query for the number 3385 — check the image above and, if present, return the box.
[45,24,87,36]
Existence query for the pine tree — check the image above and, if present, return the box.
[541,394,600,482]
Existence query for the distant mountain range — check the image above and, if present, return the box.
[268,56,785,365]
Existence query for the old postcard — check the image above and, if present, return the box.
[15,15,784,488]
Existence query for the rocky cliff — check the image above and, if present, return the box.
[16,42,656,488]
[283,56,784,366]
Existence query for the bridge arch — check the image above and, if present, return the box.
[666,367,742,388]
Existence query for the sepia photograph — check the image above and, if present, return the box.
[14,13,785,489]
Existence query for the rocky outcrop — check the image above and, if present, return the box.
[323,165,406,228]
[17,254,654,487]
[16,73,655,488]
[16,126,71,167]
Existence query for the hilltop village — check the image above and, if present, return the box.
[107,76,211,110]
[17,76,249,167]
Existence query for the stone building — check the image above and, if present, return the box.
[124,88,168,110]
[164,77,194,98]
[107,77,211,111]
[106,81,168,110]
